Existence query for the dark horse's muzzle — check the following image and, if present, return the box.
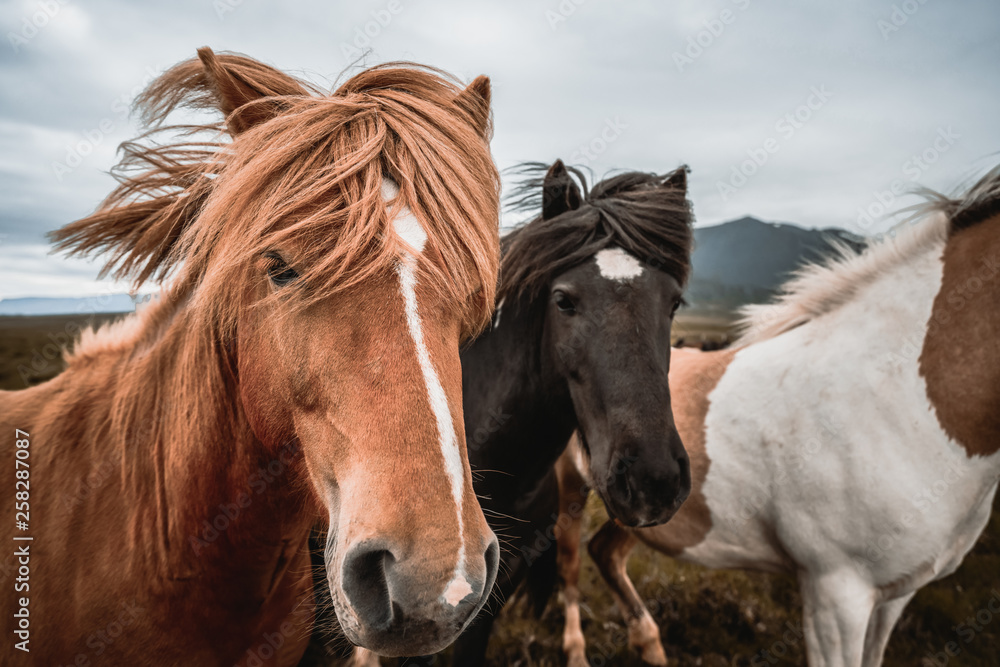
[597,432,691,528]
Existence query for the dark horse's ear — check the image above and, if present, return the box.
[663,166,689,193]
[453,75,492,139]
[196,47,307,135]
[542,159,583,220]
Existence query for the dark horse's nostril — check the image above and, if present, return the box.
[676,453,692,503]
[610,463,634,506]
[341,546,395,631]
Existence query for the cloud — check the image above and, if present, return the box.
[1,0,998,297]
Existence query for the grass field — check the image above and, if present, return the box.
[3,312,998,666]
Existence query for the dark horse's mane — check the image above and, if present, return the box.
[499,162,694,307]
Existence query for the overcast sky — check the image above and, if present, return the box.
[1,0,998,299]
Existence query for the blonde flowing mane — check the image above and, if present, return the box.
[51,49,501,336]
[737,164,1000,345]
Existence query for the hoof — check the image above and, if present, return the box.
[639,641,668,666]
[566,650,589,667]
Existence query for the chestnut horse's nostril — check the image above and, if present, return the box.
[482,535,500,603]
[341,545,396,631]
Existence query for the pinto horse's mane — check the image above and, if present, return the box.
[51,49,500,334]
[738,164,1000,345]
[500,163,694,306]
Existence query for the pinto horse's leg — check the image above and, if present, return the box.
[351,647,382,666]
[860,593,913,667]
[588,520,667,666]
[555,451,590,667]
[798,569,876,667]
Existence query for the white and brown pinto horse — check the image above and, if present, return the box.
[0,49,502,664]
[555,168,1000,667]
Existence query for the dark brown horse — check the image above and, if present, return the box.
[0,48,503,665]
[345,160,695,665]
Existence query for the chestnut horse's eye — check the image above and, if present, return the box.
[554,291,576,314]
[265,253,299,287]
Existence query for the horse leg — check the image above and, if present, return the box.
[798,569,876,667]
[588,520,667,666]
[555,452,590,667]
[351,647,381,666]
[860,593,913,667]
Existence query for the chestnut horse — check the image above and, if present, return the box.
[554,166,1000,666]
[0,49,503,664]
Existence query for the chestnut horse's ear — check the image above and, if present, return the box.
[542,159,583,220]
[453,75,492,139]
[663,166,689,193]
[196,47,307,135]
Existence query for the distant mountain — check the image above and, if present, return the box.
[1,218,862,318]
[686,216,866,314]
[0,295,136,316]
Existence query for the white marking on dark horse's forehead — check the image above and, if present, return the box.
[595,247,644,281]
[382,178,427,254]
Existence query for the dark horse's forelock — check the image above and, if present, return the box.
[499,162,694,305]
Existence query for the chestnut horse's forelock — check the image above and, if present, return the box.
[51,51,501,336]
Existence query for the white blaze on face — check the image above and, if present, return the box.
[595,247,644,281]
[382,178,473,607]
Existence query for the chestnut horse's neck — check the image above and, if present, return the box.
[49,288,315,577]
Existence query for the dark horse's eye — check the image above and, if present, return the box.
[554,291,576,314]
[265,253,299,287]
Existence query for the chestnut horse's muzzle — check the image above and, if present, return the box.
[333,532,500,655]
